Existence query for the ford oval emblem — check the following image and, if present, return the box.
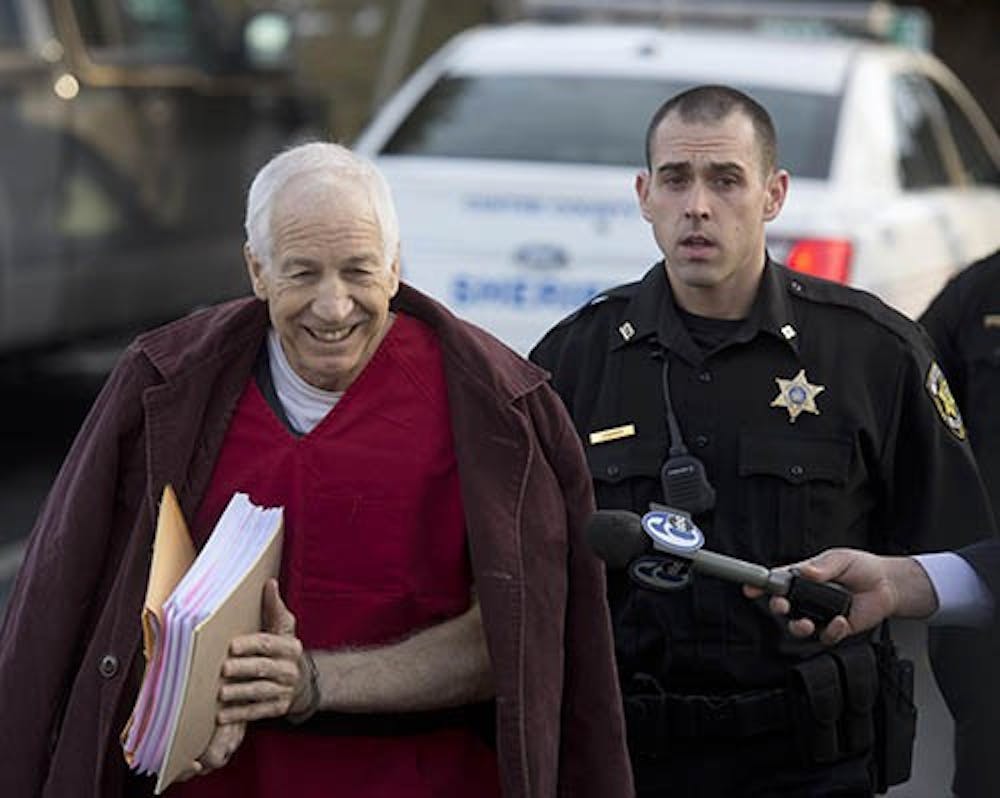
[513,243,569,270]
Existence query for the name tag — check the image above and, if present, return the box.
[589,424,636,445]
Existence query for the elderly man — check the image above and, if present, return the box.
[0,143,632,798]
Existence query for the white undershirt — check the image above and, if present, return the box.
[266,328,343,434]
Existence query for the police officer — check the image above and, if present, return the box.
[919,249,1000,798]
[530,86,996,797]
[920,249,1000,518]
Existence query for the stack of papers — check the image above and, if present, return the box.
[121,486,284,794]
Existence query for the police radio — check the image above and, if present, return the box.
[657,355,716,515]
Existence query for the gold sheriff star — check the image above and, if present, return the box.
[771,369,825,423]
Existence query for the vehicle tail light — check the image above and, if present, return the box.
[785,239,853,284]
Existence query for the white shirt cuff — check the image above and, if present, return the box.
[914,552,994,628]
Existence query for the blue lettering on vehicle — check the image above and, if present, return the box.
[451,275,603,309]
[464,195,543,214]
[463,194,634,220]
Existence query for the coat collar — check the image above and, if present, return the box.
[392,283,549,404]
[135,297,268,383]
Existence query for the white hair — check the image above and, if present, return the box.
[244,141,400,270]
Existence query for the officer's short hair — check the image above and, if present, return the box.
[644,85,778,176]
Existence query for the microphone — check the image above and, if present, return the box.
[585,509,651,568]
[585,508,853,626]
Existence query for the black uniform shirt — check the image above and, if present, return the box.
[531,259,995,690]
[921,249,1000,518]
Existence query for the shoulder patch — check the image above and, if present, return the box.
[925,362,966,440]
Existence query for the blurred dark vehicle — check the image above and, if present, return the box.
[0,0,311,356]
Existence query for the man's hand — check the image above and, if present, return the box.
[217,579,311,723]
[743,548,913,645]
[174,721,246,782]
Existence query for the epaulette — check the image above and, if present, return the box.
[594,281,640,302]
[781,268,929,352]
[546,279,639,331]
[949,249,1000,300]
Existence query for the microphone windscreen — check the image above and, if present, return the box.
[584,510,649,568]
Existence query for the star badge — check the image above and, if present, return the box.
[770,369,825,423]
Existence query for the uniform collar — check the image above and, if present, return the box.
[611,256,802,359]
[743,257,803,355]
[609,262,668,350]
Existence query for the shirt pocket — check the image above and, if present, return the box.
[584,436,665,511]
[738,431,853,563]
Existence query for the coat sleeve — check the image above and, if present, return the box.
[957,540,1000,618]
[930,539,1000,796]
[529,384,634,798]
[0,348,151,797]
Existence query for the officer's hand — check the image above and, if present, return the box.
[217,579,311,723]
[743,548,899,645]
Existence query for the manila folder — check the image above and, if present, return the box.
[155,510,284,793]
[121,484,196,760]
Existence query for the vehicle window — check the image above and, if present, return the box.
[382,75,838,179]
[0,118,139,268]
[892,74,951,189]
[929,82,999,185]
[70,0,212,65]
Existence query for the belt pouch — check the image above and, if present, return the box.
[623,674,668,758]
[831,643,877,755]
[872,623,916,792]
[789,654,843,765]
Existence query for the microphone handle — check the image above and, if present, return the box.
[688,549,853,626]
[690,549,771,588]
[785,571,854,625]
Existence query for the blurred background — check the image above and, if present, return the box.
[1,2,997,795]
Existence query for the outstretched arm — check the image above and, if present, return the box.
[743,548,939,645]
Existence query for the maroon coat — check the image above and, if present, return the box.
[0,285,632,798]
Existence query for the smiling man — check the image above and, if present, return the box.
[530,85,995,797]
[0,143,632,798]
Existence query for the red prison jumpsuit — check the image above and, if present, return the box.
[172,314,501,797]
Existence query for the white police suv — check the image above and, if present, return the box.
[355,22,1000,353]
